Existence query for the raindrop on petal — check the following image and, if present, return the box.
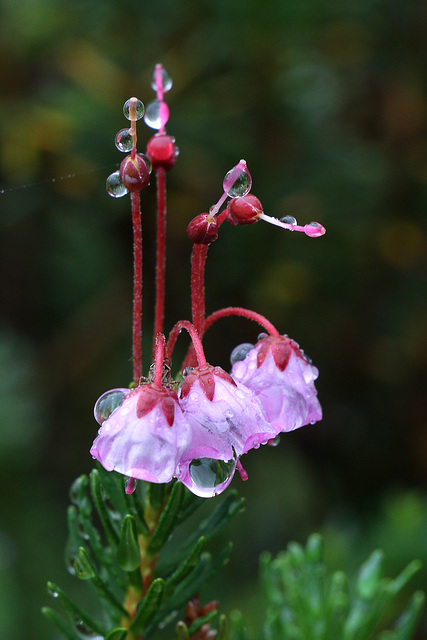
[187,457,236,498]
[230,343,254,366]
[94,389,129,425]
[106,171,128,198]
[123,98,145,121]
[144,99,170,130]
[115,128,133,152]
[268,435,281,447]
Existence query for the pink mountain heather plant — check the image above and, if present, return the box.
[92,64,325,499]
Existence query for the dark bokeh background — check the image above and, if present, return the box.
[1,0,427,638]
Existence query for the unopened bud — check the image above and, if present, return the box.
[227,194,263,226]
[119,154,151,192]
[146,134,178,170]
[187,213,219,244]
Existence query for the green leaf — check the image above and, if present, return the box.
[104,628,129,640]
[90,469,121,547]
[130,577,165,633]
[164,536,206,592]
[75,547,128,618]
[356,549,384,600]
[218,613,229,640]
[148,482,166,510]
[188,609,218,636]
[74,547,96,580]
[46,581,107,636]
[175,621,190,640]
[117,515,141,571]
[42,607,81,640]
[387,560,423,597]
[95,463,129,515]
[148,482,185,556]
[393,591,425,640]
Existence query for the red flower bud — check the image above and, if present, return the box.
[187,213,219,244]
[119,154,151,192]
[146,134,177,170]
[227,194,263,226]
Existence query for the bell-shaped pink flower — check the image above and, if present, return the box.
[176,364,277,497]
[231,335,322,433]
[90,384,191,484]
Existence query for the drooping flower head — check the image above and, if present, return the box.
[231,335,322,433]
[176,364,277,497]
[91,383,191,485]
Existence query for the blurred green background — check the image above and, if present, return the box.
[1,0,427,637]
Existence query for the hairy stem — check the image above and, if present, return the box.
[153,168,167,349]
[131,191,143,384]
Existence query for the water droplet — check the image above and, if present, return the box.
[74,550,95,580]
[123,98,145,121]
[106,171,128,198]
[230,343,254,366]
[182,367,193,377]
[115,128,133,152]
[94,389,128,425]
[144,99,170,129]
[125,477,137,494]
[151,66,173,93]
[74,619,102,639]
[69,476,85,505]
[225,410,234,419]
[304,221,326,237]
[188,457,236,497]
[65,542,77,576]
[223,162,252,197]
[257,332,268,341]
[280,215,297,226]
[47,585,59,598]
[268,435,281,447]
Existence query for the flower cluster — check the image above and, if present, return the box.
[91,65,324,498]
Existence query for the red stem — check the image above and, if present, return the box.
[191,244,209,337]
[204,306,280,337]
[152,333,166,388]
[166,320,207,368]
[153,168,167,349]
[131,191,143,384]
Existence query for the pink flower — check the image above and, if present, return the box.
[176,365,277,497]
[90,384,191,484]
[231,335,322,433]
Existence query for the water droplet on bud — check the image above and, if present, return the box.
[304,221,326,237]
[94,389,129,425]
[106,171,128,198]
[151,66,173,93]
[144,99,170,130]
[187,457,236,498]
[182,367,193,377]
[123,98,145,121]
[280,215,297,226]
[230,343,254,366]
[268,435,281,447]
[223,161,252,197]
[257,332,268,341]
[115,128,133,152]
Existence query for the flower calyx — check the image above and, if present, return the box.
[180,364,235,402]
[136,383,179,426]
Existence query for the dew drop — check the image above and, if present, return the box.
[125,477,137,494]
[257,332,268,341]
[182,367,193,377]
[188,458,236,498]
[230,343,254,366]
[123,98,145,121]
[151,66,173,93]
[74,619,102,639]
[268,435,281,447]
[280,215,297,226]
[223,162,252,198]
[47,585,59,598]
[106,171,128,198]
[115,128,133,152]
[94,389,128,425]
[144,99,170,130]
[304,221,326,238]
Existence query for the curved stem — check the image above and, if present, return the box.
[153,168,167,349]
[131,192,143,385]
[204,306,280,337]
[166,320,207,369]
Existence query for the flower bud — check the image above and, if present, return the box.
[119,154,151,192]
[146,134,178,170]
[187,213,219,244]
[227,194,263,226]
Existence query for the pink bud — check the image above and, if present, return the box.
[146,134,177,170]
[119,154,151,192]
[187,213,219,244]
[227,194,263,226]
